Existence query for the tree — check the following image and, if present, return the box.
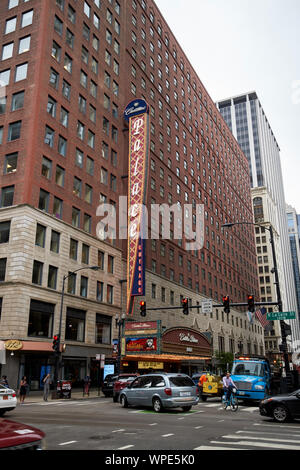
[214,351,234,374]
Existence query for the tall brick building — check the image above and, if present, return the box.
[0,0,263,388]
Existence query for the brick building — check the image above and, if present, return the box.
[0,0,263,388]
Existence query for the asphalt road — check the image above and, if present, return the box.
[7,396,300,452]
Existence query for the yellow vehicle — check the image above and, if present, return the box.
[201,374,223,401]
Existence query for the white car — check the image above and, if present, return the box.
[0,384,17,416]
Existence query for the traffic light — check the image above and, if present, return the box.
[282,322,292,337]
[140,300,146,317]
[222,295,230,314]
[52,335,60,352]
[182,298,189,315]
[247,295,255,313]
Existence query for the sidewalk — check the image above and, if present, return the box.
[21,388,106,404]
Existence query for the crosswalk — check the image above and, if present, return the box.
[24,399,260,413]
[194,427,300,450]
[197,401,259,413]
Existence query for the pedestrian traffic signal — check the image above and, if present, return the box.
[52,335,60,352]
[222,295,230,314]
[182,298,189,315]
[140,300,146,317]
[247,295,255,313]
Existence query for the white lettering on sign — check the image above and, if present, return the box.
[179,333,199,344]
[133,118,144,135]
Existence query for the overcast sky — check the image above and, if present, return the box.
[156,0,300,213]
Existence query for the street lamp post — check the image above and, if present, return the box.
[53,265,100,388]
[222,221,290,374]
[115,314,125,375]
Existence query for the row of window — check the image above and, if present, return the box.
[0,62,28,86]
[38,188,92,232]
[0,296,112,346]
[34,222,115,274]
[150,259,254,303]
[3,8,32,39]
[31,259,115,303]
[8,0,31,8]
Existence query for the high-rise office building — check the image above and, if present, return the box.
[217,92,300,346]
[286,205,300,322]
[0,0,264,386]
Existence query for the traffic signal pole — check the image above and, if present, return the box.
[222,221,291,374]
[268,225,290,373]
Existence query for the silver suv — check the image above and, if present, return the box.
[119,373,199,412]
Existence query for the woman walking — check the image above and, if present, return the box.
[19,376,28,404]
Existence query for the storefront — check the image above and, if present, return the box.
[120,323,212,375]
[1,339,113,391]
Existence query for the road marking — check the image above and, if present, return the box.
[117,445,135,450]
[223,434,300,445]
[213,440,300,450]
[194,426,203,429]
[237,430,300,437]
[59,441,77,446]
[112,429,125,433]
[253,423,300,430]
[194,445,244,450]
[149,423,157,426]
[162,434,174,438]
[240,407,258,412]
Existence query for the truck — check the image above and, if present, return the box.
[230,356,271,402]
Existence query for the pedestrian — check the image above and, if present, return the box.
[222,371,237,403]
[43,373,51,401]
[0,375,9,388]
[19,376,28,404]
[83,375,91,396]
[198,371,208,396]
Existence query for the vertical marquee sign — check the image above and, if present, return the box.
[124,100,150,315]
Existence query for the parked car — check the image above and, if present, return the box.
[0,418,45,450]
[113,373,139,402]
[102,374,118,397]
[259,388,300,423]
[0,384,17,416]
[119,373,199,412]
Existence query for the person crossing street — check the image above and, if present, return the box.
[222,372,237,403]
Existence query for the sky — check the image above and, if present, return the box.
[156,0,300,213]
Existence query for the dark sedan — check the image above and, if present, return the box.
[259,389,300,423]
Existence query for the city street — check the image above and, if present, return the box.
[7,396,300,451]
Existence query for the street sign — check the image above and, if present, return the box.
[201,299,213,314]
[267,311,296,321]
